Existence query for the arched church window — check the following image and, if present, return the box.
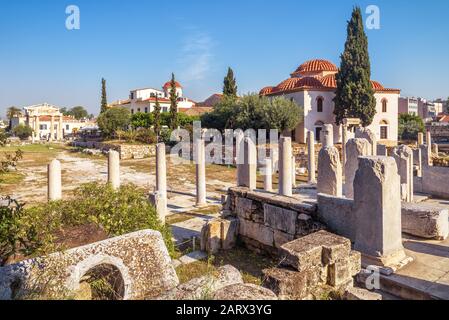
[382,99,388,113]
[317,97,324,113]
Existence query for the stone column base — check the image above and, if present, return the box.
[361,249,413,276]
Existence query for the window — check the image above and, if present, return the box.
[39,124,47,130]
[162,107,168,113]
[317,97,324,113]
[66,125,70,130]
[137,108,141,113]
[380,120,388,140]
[382,99,388,113]
[145,107,148,113]
[130,92,134,100]
[314,121,324,142]
[131,109,134,115]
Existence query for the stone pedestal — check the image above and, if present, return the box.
[317,146,342,197]
[355,128,377,156]
[342,125,348,175]
[149,191,167,224]
[48,159,62,201]
[354,156,408,270]
[413,148,422,177]
[307,131,316,184]
[392,145,413,202]
[432,143,439,155]
[264,158,273,192]
[238,137,257,191]
[322,124,334,147]
[344,138,371,199]
[108,150,120,190]
[279,137,292,197]
[195,138,207,206]
[426,131,432,159]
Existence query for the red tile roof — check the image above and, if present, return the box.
[163,81,182,89]
[292,59,338,76]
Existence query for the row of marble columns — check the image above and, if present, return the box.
[33,115,64,142]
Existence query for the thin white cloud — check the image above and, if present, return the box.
[178,31,215,82]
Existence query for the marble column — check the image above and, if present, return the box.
[35,116,40,141]
[426,130,432,159]
[47,159,62,201]
[292,156,297,188]
[195,138,207,206]
[238,137,257,190]
[417,132,424,146]
[279,136,292,196]
[263,158,273,192]
[307,131,316,184]
[392,145,414,203]
[58,116,63,140]
[49,116,55,142]
[155,143,168,219]
[108,150,120,190]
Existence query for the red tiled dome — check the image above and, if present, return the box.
[260,86,275,95]
[320,74,337,88]
[294,59,338,75]
[276,78,302,91]
[163,81,182,89]
[370,80,384,90]
[297,77,324,88]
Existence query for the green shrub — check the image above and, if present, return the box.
[1,183,175,263]
[97,107,130,138]
[0,197,41,266]
[398,113,425,141]
[12,124,33,140]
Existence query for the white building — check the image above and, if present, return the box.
[116,80,196,115]
[11,103,95,141]
[260,59,400,145]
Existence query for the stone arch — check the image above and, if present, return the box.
[65,254,133,300]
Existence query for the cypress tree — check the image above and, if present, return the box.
[223,67,238,98]
[153,94,162,136]
[168,73,179,130]
[100,78,108,114]
[333,7,376,127]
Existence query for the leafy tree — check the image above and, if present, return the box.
[153,95,162,136]
[200,94,302,132]
[12,124,33,140]
[333,7,376,127]
[130,112,153,129]
[168,73,179,130]
[97,107,130,138]
[100,78,108,114]
[398,113,425,141]
[6,106,21,130]
[67,106,89,119]
[223,67,238,97]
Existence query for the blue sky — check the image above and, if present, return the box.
[0,0,448,116]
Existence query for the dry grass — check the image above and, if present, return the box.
[175,247,278,285]
[166,205,221,225]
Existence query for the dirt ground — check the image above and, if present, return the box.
[0,143,237,207]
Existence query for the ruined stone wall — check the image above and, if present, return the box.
[72,141,156,160]
[227,187,323,256]
[416,165,449,199]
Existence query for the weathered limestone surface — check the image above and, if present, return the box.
[417,132,424,146]
[316,194,355,241]
[402,203,449,240]
[0,230,179,300]
[263,158,273,192]
[156,265,243,300]
[148,191,167,223]
[263,231,360,300]
[392,145,414,202]
[355,127,377,155]
[213,283,278,300]
[353,157,408,268]
[317,146,342,197]
[344,138,371,199]
[343,287,382,301]
[432,143,439,155]
[47,159,62,201]
[264,204,297,235]
[322,124,334,148]
[200,217,239,253]
[413,148,422,177]
[227,187,323,254]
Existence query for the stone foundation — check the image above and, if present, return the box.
[72,141,156,160]
[402,203,449,240]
